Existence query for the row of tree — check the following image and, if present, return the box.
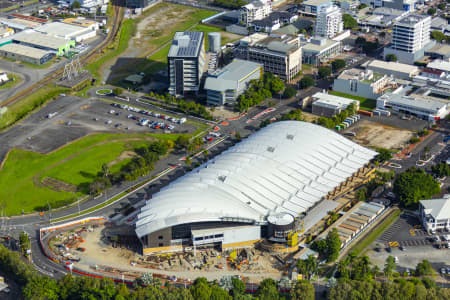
[88,140,172,195]
[310,228,342,263]
[235,72,285,112]
[148,92,213,120]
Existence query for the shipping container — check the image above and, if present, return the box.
[358,110,373,117]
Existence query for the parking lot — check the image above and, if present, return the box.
[0,96,200,163]
[367,212,450,277]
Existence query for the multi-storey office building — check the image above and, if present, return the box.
[240,0,272,26]
[236,33,302,82]
[168,31,206,97]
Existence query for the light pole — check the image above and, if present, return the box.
[47,200,52,223]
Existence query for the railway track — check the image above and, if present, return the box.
[0,6,124,108]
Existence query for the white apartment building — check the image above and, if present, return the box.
[384,14,432,64]
[168,31,206,97]
[240,0,272,26]
[420,195,450,234]
[333,68,393,99]
[314,4,343,39]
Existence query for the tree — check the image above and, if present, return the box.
[318,66,331,79]
[438,3,446,9]
[235,132,241,141]
[270,77,285,94]
[19,231,31,255]
[113,87,123,96]
[431,162,450,178]
[101,163,110,178]
[290,280,315,300]
[416,260,433,276]
[393,167,440,207]
[175,135,190,150]
[431,30,446,42]
[190,278,212,300]
[296,255,318,280]
[71,0,81,9]
[299,76,315,89]
[386,54,397,62]
[343,14,357,29]
[384,256,396,280]
[355,37,366,46]
[427,7,436,15]
[210,284,232,300]
[331,59,346,71]
[231,277,246,296]
[325,228,341,262]
[356,187,367,202]
[257,278,279,300]
[375,148,392,163]
[283,86,297,99]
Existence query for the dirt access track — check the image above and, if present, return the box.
[103,3,223,83]
[347,120,414,150]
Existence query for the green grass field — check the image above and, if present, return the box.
[0,132,187,215]
[329,91,377,111]
[0,84,69,130]
[86,19,137,79]
[0,74,21,90]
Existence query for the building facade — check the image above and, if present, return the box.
[240,0,272,26]
[236,33,302,82]
[365,59,419,80]
[333,68,393,99]
[168,31,206,97]
[300,0,333,16]
[376,93,449,120]
[204,59,263,106]
[383,14,433,64]
[0,43,55,65]
[419,195,450,234]
[314,4,343,39]
[302,37,342,66]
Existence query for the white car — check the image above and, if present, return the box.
[394,256,399,264]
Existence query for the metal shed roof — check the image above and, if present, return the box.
[135,121,376,238]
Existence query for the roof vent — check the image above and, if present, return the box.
[267,146,275,153]
[286,134,294,140]
[218,175,227,182]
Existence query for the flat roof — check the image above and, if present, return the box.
[136,121,376,238]
[168,31,204,58]
[36,22,89,37]
[395,14,429,27]
[427,60,450,73]
[0,17,41,29]
[302,38,340,53]
[204,59,262,92]
[312,92,358,109]
[367,59,419,74]
[13,31,69,50]
[0,43,52,59]
[378,93,448,112]
[62,17,97,28]
[303,0,331,6]
[426,43,450,57]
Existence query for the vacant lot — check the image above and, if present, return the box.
[104,3,217,83]
[0,132,184,215]
[348,120,414,150]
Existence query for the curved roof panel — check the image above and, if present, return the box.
[135,121,376,238]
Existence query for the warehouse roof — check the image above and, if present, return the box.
[168,31,204,58]
[302,38,339,53]
[13,31,69,50]
[135,121,377,238]
[204,59,262,92]
[420,195,450,220]
[427,59,450,73]
[0,43,52,59]
[62,18,97,28]
[378,93,448,113]
[36,22,90,38]
[312,92,358,109]
[366,59,419,75]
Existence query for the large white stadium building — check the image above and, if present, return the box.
[135,121,377,254]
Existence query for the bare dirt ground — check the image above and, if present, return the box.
[347,120,414,150]
[210,106,240,120]
[71,225,284,282]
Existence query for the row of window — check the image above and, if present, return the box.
[194,233,224,241]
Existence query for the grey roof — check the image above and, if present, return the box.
[431,17,448,29]
[135,121,377,238]
[273,24,299,35]
[420,195,450,220]
[378,93,448,112]
[373,7,405,16]
[204,59,262,92]
[0,43,52,59]
[395,14,429,27]
[168,31,204,58]
[35,22,89,37]
[13,31,69,50]
[302,38,340,53]
[266,40,296,53]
